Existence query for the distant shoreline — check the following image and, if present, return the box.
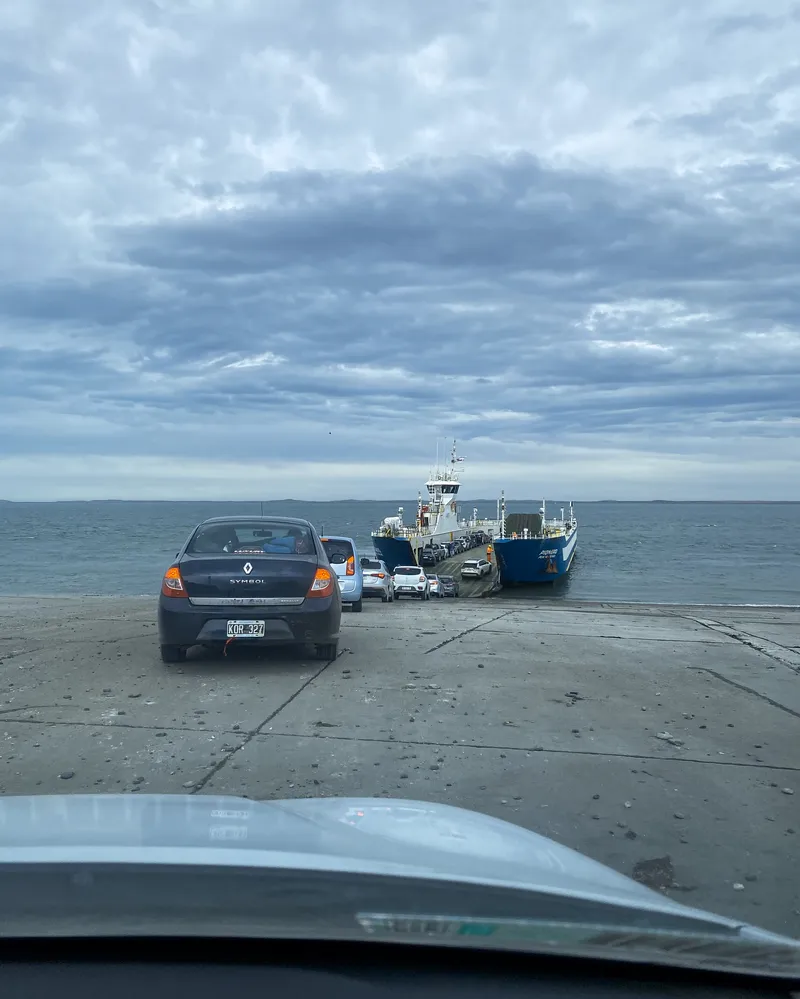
[1,498,797,505]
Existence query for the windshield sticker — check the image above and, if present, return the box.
[357,913,596,944]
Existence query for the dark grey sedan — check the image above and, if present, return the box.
[157,516,341,663]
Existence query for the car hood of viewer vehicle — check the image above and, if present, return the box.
[0,794,797,975]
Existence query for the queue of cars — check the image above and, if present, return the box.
[157,516,488,663]
[419,533,488,566]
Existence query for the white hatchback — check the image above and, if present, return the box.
[392,566,431,600]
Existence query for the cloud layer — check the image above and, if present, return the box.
[1,0,799,499]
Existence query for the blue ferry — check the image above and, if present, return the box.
[492,502,578,585]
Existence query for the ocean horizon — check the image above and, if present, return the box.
[2,499,799,606]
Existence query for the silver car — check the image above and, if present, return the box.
[360,557,395,602]
[425,573,442,597]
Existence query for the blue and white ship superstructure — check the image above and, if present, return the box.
[372,441,501,571]
[492,500,578,585]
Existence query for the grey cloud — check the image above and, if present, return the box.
[0,0,799,497]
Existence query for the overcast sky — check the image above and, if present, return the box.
[1,0,798,501]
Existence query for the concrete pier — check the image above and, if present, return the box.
[1,596,797,937]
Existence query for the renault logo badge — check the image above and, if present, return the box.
[243,562,253,575]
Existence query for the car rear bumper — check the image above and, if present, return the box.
[336,577,363,603]
[158,595,341,647]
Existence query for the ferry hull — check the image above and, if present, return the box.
[493,528,578,585]
[372,536,417,572]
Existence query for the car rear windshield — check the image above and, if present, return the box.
[439,576,454,583]
[394,566,421,575]
[187,521,315,555]
[361,559,382,570]
[463,560,479,567]
[321,538,355,565]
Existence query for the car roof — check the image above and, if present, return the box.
[198,515,314,528]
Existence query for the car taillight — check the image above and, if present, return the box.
[376,572,385,579]
[345,555,355,576]
[418,575,425,582]
[161,566,187,598]
[307,567,334,598]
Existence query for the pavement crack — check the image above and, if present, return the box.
[189,646,346,793]
[471,629,729,645]
[424,611,516,654]
[690,666,800,719]
[0,647,46,664]
[687,617,800,674]
[0,634,144,663]
[255,730,800,771]
[0,703,63,716]
[0,716,227,734]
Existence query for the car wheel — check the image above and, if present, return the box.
[395,592,401,600]
[351,598,363,613]
[316,642,338,661]
[381,592,388,602]
[160,644,186,664]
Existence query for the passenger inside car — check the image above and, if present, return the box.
[189,525,239,553]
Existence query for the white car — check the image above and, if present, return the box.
[461,558,492,579]
[392,566,431,600]
[360,557,395,602]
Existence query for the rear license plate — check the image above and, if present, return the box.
[227,620,265,638]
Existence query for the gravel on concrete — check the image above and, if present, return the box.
[1,595,797,937]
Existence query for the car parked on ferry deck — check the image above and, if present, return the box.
[157,516,341,664]
[461,558,492,579]
[320,535,363,612]
[360,556,395,602]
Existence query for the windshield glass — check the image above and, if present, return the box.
[2,0,799,971]
[187,521,314,555]
[320,538,354,563]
